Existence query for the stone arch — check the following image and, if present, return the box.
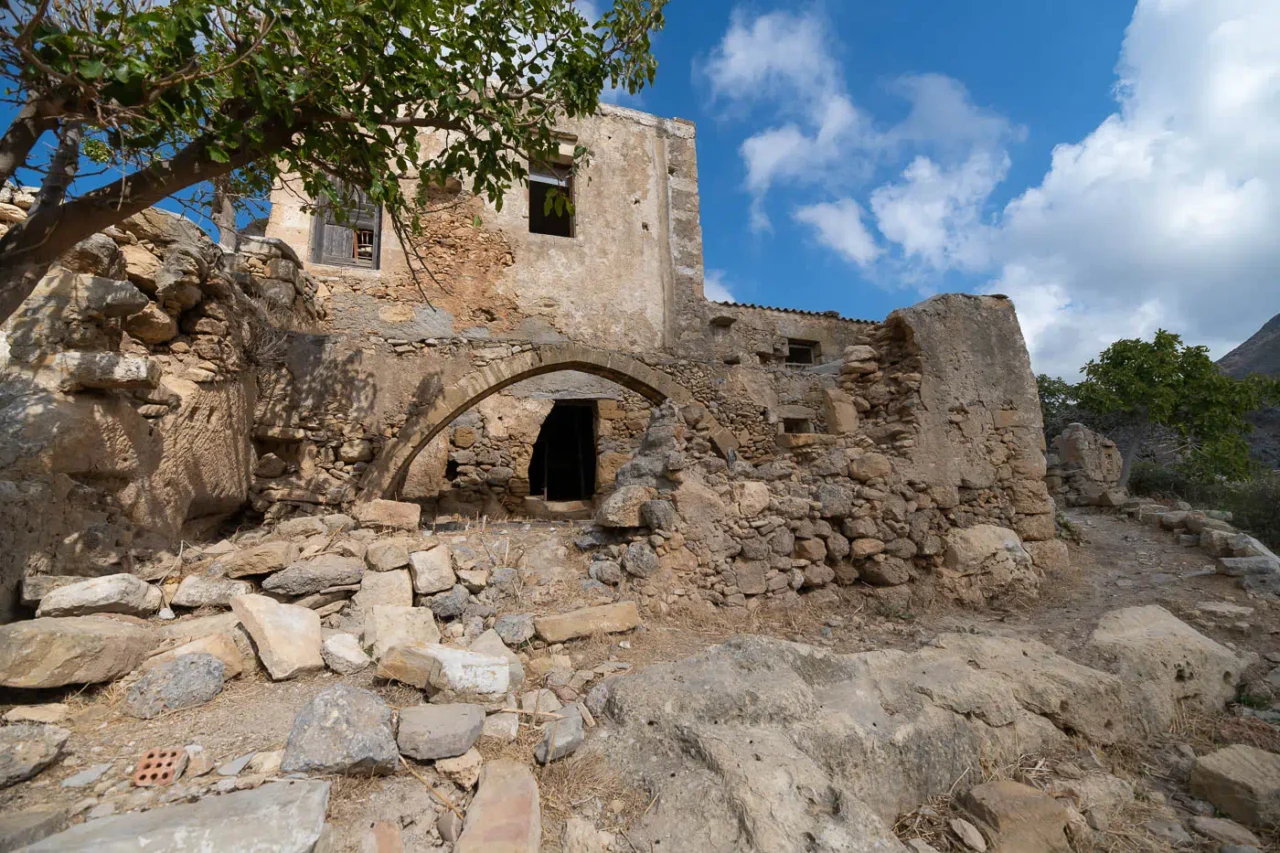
[359,343,738,500]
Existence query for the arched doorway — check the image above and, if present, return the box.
[358,343,738,501]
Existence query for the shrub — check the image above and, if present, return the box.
[1130,461,1280,550]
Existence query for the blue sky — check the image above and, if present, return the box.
[612,0,1280,379]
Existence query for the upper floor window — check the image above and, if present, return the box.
[311,184,381,269]
[529,163,574,238]
[785,339,819,365]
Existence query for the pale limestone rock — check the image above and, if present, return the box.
[534,602,641,643]
[1087,605,1244,732]
[849,453,892,482]
[379,644,509,699]
[230,594,323,681]
[960,780,1069,852]
[0,725,70,789]
[55,351,160,392]
[36,574,162,618]
[408,546,454,594]
[2,704,70,725]
[470,629,524,691]
[365,539,410,571]
[455,760,541,853]
[218,541,298,578]
[142,631,244,678]
[365,605,440,661]
[171,575,253,609]
[1190,744,1280,828]
[0,616,157,688]
[123,303,178,344]
[352,499,421,531]
[23,780,330,852]
[352,569,413,613]
[732,481,771,518]
[436,748,483,789]
[322,633,372,674]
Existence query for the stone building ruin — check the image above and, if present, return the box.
[0,103,1062,623]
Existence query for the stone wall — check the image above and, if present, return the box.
[0,203,319,620]
[1046,422,1126,507]
[585,295,1064,613]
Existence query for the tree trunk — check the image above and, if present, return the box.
[0,97,59,188]
[211,175,238,252]
[0,119,295,326]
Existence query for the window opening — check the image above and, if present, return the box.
[529,163,574,238]
[311,183,381,269]
[784,339,819,365]
[529,402,596,500]
[783,418,813,434]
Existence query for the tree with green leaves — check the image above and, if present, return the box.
[0,0,665,323]
[1074,329,1280,487]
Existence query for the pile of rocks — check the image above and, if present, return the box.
[1045,422,1127,507]
[1123,498,1280,596]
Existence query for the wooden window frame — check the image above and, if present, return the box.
[310,185,382,269]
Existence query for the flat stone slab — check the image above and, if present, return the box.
[534,602,641,643]
[0,616,157,689]
[0,808,68,851]
[171,576,253,609]
[35,574,162,618]
[1190,744,1280,827]
[455,760,541,853]
[0,725,70,789]
[23,779,330,852]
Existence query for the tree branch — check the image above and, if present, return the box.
[0,97,59,188]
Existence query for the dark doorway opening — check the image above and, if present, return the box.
[529,401,597,501]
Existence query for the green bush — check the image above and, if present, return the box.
[1129,461,1280,550]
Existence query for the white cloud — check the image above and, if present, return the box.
[703,269,737,303]
[870,150,1008,272]
[984,0,1280,377]
[793,199,881,267]
[702,9,838,105]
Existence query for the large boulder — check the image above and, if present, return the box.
[35,574,163,618]
[230,594,323,681]
[23,779,330,852]
[942,525,1039,601]
[0,725,70,789]
[0,616,157,688]
[587,624,1149,853]
[1086,605,1244,732]
[960,780,1070,852]
[280,685,398,776]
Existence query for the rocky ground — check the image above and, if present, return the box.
[1,503,1279,852]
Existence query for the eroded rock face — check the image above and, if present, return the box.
[589,610,1235,853]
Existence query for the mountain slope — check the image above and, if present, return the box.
[1218,313,1280,468]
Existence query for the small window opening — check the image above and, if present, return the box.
[445,460,460,481]
[311,182,381,269]
[529,401,596,501]
[785,339,819,365]
[529,164,574,238]
[783,418,813,434]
